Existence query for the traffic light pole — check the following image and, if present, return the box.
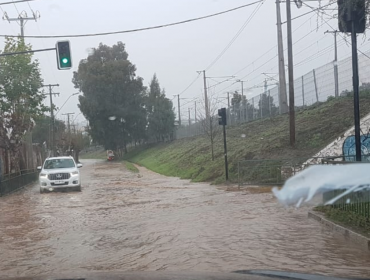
[222,123,229,181]
[0,47,56,57]
[351,19,361,161]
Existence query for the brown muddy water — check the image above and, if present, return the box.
[0,160,369,278]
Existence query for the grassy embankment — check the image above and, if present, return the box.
[124,92,370,184]
[314,206,370,238]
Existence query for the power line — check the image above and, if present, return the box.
[205,0,264,71]
[11,0,19,14]
[0,1,264,38]
[0,0,35,6]
[281,2,335,24]
[302,1,370,60]
[178,72,201,97]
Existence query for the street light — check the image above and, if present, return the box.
[55,92,79,117]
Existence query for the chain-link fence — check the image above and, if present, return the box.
[176,50,370,139]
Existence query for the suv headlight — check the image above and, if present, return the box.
[71,171,79,176]
[39,173,47,178]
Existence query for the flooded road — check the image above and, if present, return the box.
[0,159,369,278]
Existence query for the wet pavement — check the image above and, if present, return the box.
[0,159,369,278]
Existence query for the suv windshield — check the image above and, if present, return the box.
[44,159,75,169]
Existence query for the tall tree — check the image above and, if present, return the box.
[73,42,146,154]
[146,74,175,142]
[198,91,221,161]
[258,93,279,118]
[0,37,45,173]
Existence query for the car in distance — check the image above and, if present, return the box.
[38,156,83,194]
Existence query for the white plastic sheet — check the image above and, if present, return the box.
[272,164,370,207]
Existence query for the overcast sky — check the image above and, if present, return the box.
[0,0,369,125]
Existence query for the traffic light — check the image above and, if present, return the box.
[56,41,72,70]
[218,108,227,126]
[338,0,365,33]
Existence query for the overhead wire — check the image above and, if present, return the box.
[0,0,35,6]
[0,1,264,38]
[11,0,20,15]
[205,0,265,71]
[302,1,370,60]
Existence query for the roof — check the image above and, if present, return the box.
[46,156,74,160]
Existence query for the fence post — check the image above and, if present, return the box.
[260,94,263,119]
[252,97,255,120]
[268,90,271,116]
[313,69,319,102]
[302,75,305,107]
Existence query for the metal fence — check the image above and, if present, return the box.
[0,169,38,196]
[238,155,370,218]
[323,189,370,219]
[176,50,370,139]
[238,155,370,186]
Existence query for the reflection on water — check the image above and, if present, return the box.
[0,160,369,278]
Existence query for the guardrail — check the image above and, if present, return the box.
[0,169,38,196]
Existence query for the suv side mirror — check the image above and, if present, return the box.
[77,163,83,168]
[37,166,42,170]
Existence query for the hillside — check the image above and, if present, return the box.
[124,92,370,183]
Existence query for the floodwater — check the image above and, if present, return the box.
[0,160,369,278]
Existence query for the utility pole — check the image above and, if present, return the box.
[43,84,59,157]
[202,70,209,119]
[174,95,181,126]
[62,113,75,155]
[286,0,296,146]
[3,11,40,37]
[188,108,191,126]
[325,30,339,98]
[194,101,197,122]
[62,113,75,137]
[276,0,288,114]
[351,18,361,161]
[264,79,268,95]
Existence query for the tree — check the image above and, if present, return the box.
[257,93,279,118]
[146,74,175,142]
[73,42,147,154]
[198,91,221,161]
[32,115,66,146]
[0,37,45,173]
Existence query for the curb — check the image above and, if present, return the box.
[308,211,370,252]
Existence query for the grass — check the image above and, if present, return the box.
[123,91,370,184]
[314,206,370,238]
[124,161,139,173]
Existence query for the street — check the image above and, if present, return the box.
[0,160,369,278]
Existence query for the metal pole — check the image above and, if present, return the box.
[334,31,339,98]
[268,90,271,116]
[203,70,209,119]
[20,17,24,37]
[223,123,229,181]
[227,92,231,124]
[276,0,288,114]
[194,101,197,122]
[177,95,181,126]
[351,19,361,161]
[302,75,305,107]
[241,81,244,121]
[260,94,263,119]
[313,69,319,102]
[49,86,54,157]
[188,108,191,126]
[286,0,296,146]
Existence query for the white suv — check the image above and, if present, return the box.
[38,156,82,193]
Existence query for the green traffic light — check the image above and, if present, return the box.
[62,58,69,64]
